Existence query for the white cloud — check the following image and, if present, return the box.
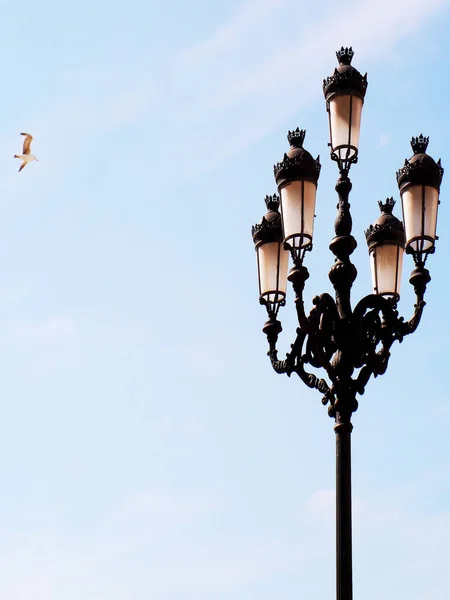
[301,479,450,600]
[0,0,445,186]
[0,490,305,599]
[164,0,450,176]
[181,0,289,64]
[0,480,449,599]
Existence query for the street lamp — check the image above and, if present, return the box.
[274,128,321,262]
[252,195,290,319]
[251,47,443,600]
[365,198,405,301]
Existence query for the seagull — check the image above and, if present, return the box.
[14,133,38,172]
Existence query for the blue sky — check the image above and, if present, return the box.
[1,0,450,598]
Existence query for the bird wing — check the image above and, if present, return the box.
[21,133,33,155]
[18,161,27,173]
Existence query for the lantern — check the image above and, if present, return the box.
[396,134,443,265]
[365,198,405,301]
[323,47,367,173]
[252,195,289,317]
[273,128,321,263]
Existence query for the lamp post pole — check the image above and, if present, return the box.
[251,47,443,600]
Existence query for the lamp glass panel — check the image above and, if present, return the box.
[280,180,317,249]
[257,241,289,304]
[370,244,404,297]
[401,184,439,252]
[329,95,363,163]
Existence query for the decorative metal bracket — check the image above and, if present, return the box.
[262,174,430,421]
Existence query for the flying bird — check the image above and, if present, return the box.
[14,133,38,172]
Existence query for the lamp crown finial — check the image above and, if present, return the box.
[287,128,306,148]
[378,197,395,214]
[264,194,280,211]
[411,134,429,154]
[336,46,354,65]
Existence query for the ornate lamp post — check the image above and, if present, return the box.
[251,47,444,600]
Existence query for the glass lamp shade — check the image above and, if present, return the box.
[365,199,405,301]
[323,47,367,173]
[369,244,404,299]
[256,241,289,311]
[401,184,438,254]
[273,128,321,262]
[396,135,443,263]
[280,180,317,254]
[328,94,363,170]
[252,195,290,317]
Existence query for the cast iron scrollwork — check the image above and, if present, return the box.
[262,175,431,421]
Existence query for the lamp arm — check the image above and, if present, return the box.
[400,299,426,337]
[287,269,338,376]
[294,356,334,404]
[351,282,427,395]
[263,293,337,394]
[354,342,393,396]
[399,266,430,337]
[287,264,313,333]
[263,318,299,375]
[351,294,399,395]
[264,322,335,407]
[295,293,312,334]
[267,348,294,374]
[353,294,398,334]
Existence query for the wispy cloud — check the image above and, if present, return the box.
[0,490,304,599]
[0,479,449,599]
[165,0,450,175]
[1,0,446,186]
[181,0,289,64]
[302,481,450,599]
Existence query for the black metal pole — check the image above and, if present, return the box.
[328,175,357,600]
[335,415,353,600]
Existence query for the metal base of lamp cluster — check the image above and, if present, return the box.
[263,220,429,421]
[251,48,443,424]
